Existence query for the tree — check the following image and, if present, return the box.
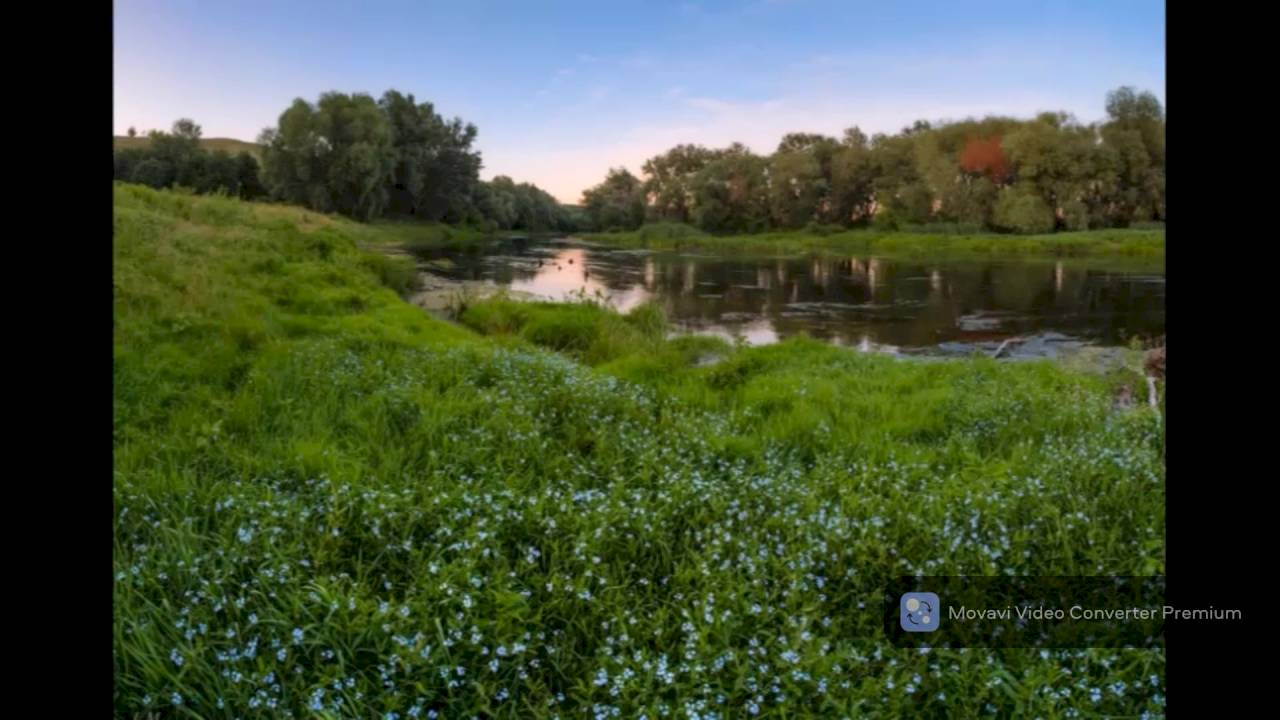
[376,90,484,222]
[994,186,1055,234]
[259,93,395,220]
[200,150,241,195]
[235,153,266,200]
[641,144,719,223]
[114,148,148,182]
[829,128,877,225]
[958,136,1010,184]
[776,133,834,154]
[690,145,769,233]
[130,158,175,189]
[581,167,645,231]
[148,119,203,186]
[127,126,137,138]
[868,133,933,225]
[767,150,825,229]
[1100,86,1164,224]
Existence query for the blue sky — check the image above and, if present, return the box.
[114,1,1164,203]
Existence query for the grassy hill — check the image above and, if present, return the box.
[114,135,263,159]
[112,183,1165,717]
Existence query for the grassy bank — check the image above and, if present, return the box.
[114,184,1165,718]
[578,223,1165,259]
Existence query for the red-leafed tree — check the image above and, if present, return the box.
[958,136,1010,185]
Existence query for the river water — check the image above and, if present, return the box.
[410,237,1165,355]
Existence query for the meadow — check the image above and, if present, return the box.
[114,183,1165,718]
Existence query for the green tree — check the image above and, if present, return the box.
[690,144,769,233]
[994,185,1055,233]
[829,127,877,225]
[581,167,646,231]
[114,148,148,182]
[369,90,485,221]
[869,133,933,225]
[130,157,175,189]
[259,93,395,220]
[1100,86,1165,224]
[767,150,825,229]
[147,119,203,188]
[641,144,718,223]
[235,153,266,200]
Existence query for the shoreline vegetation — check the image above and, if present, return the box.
[576,222,1164,259]
[114,184,1165,716]
[115,86,1164,244]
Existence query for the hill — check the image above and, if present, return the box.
[113,135,263,159]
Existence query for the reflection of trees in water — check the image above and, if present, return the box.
[445,242,1163,347]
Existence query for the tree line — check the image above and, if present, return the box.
[114,90,581,233]
[581,86,1164,234]
[113,120,267,200]
[115,85,1163,236]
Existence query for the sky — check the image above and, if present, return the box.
[114,1,1165,204]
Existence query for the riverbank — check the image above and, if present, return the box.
[114,184,1165,717]
[578,223,1165,259]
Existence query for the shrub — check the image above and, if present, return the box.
[130,158,176,189]
[635,222,706,241]
[1060,199,1090,232]
[994,187,1055,234]
[870,206,901,232]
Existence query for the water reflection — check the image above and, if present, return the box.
[414,238,1165,349]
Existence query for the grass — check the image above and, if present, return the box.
[115,135,265,160]
[114,183,1165,718]
[358,219,494,255]
[579,223,1165,260]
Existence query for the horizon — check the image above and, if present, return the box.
[114,0,1165,204]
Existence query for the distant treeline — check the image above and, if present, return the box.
[114,90,582,233]
[113,120,267,200]
[582,86,1165,234]
[115,85,1163,236]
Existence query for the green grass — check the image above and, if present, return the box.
[580,223,1165,260]
[114,183,1165,718]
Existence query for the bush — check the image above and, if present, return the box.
[635,222,706,240]
[870,207,901,232]
[994,187,1055,234]
[130,158,176,189]
[1060,199,1090,232]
